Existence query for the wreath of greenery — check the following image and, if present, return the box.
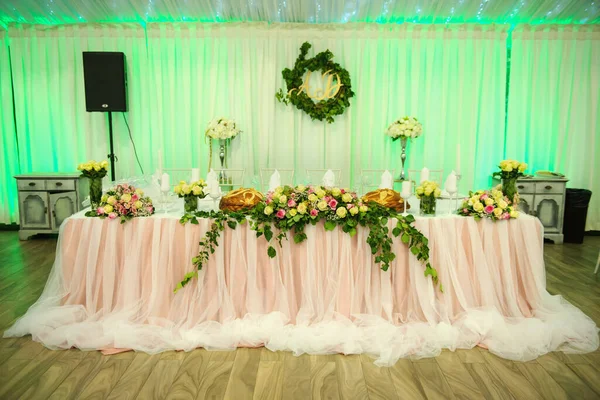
[275,42,354,123]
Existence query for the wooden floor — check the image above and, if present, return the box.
[0,232,599,400]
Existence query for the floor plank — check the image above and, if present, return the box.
[0,347,61,399]
[166,349,211,400]
[436,350,485,399]
[223,348,261,399]
[48,351,107,400]
[282,354,311,400]
[537,352,599,399]
[311,361,340,400]
[481,351,543,400]
[516,363,569,400]
[413,362,456,400]
[464,363,515,400]
[195,361,234,400]
[567,364,600,397]
[76,358,132,399]
[253,360,284,399]
[106,353,161,400]
[136,359,182,400]
[389,359,427,400]
[335,355,368,400]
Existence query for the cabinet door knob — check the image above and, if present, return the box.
[517,185,525,189]
[545,185,552,190]
[55,182,63,187]
[28,182,36,187]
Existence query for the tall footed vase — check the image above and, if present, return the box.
[89,177,103,209]
[219,139,233,191]
[398,137,408,181]
[502,177,519,205]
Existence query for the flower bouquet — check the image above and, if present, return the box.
[205,117,241,140]
[77,160,109,208]
[174,180,208,213]
[493,159,528,204]
[458,188,518,221]
[85,183,154,223]
[385,116,423,141]
[416,180,441,215]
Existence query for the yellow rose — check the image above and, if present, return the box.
[84,163,93,171]
[473,202,484,212]
[192,186,203,196]
[275,187,284,194]
[434,188,441,198]
[121,193,132,202]
[279,195,287,204]
[297,203,307,214]
[107,196,117,205]
[336,207,347,218]
[504,165,513,172]
[331,188,341,197]
[518,163,527,172]
[264,206,273,215]
[511,160,519,169]
[349,206,359,216]
[100,160,109,169]
[296,185,306,192]
[499,160,508,169]
[289,208,298,217]
[272,193,280,202]
[424,188,433,196]
[134,200,143,209]
[182,185,191,195]
[359,205,368,213]
[308,194,318,202]
[77,163,83,171]
[103,204,113,213]
[485,198,494,206]
[93,163,101,172]
[493,208,503,217]
[498,200,508,209]
[174,185,182,195]
[135,188,144,195]
[101,194,108,202]
[510,210,519,218]
[316,189,326,199]
[416,187,424,195]
[492,190,502,199]
[179,180,187,185]
[317,201,328,211]
[470,195,480,203]
[342,193,352,203]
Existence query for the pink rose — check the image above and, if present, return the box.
[276,209,286,219]
[131,194,139,201]
[96,207,105,215]
[463,208,468,213]
[123,202,130,209]
[266,198,272,205]
[287,199,297,208]
[324,196,331,202]
[108,212,117,219]
[328,199,338,209]
[146,206,154,213]
[347,203,354,209]
[341,189,346,194]
[484,205,494,214]
[308,188,315,194]
[480,193,489,200]
[310,209,318,217]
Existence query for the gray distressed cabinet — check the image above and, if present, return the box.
[15,173,89,240]
[494,176,568,244]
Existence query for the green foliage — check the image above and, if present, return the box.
[275,42,354,123]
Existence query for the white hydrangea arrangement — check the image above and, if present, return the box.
[205,117,241,140]
[385,116,423,140]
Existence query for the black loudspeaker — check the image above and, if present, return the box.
[82,52,127,112]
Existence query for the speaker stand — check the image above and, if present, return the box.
[107,112,117,181]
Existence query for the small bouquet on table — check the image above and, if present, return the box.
[458,188,519,221]
[416,181,441,215]
[174,180,208,213]
[493,159,528,205]
[85,183,155,223]
[77,160,108,209]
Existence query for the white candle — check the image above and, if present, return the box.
[420,167,430,183]
[401,181,412,197]
[191,168,200,183]
[158,149,163,175]
[445,172,457,193]
[160,173,170,192]
[456,143,461,176]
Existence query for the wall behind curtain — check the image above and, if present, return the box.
[506,25,600,231]
[0,30,19,224]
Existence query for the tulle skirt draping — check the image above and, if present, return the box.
[5,213,598,366]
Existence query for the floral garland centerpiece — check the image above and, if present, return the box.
[493,159,528,204]
[385,117,423,181]
[77,160,108,209]
[85,183,154,223]
[416,180,441,215]
[174,180,208,213]
[205,117,241,187]
[458,188,519,221]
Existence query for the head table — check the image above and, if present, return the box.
[5,199,598,366]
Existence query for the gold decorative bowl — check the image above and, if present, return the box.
[361,189,409,211]
[219,188,263,212]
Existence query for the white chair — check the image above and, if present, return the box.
[306,169,342,187]
[163,168,193,187]
[213,169,245,191]
[594,250,599,274]
[408,169,444,186]
[260,169,295,192]
[360,169,396,195]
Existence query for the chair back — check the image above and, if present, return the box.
[163,169,193,187]
[360,169,396,196]
[305,169,342,187]
[213,169,245,191]
[260,169,295,192]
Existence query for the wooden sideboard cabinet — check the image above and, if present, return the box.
[494,176,568,244]
[15,173,89,240]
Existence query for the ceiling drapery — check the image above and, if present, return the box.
[0,0,598,26]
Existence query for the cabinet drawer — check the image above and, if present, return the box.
[515,181,535,193]
[17,179,46,191]
[46,179,75,191]
[535,182,564,195]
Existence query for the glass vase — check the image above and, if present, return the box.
[184,196,197,213]
[420,195,436,216]
[89,177,103,209]
[502,176,519,205]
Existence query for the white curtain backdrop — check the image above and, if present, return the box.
[0,30,19,224]
[506,25,600,231]
[6,22,507,211]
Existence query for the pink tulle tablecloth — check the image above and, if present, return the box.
[5,212,598,365]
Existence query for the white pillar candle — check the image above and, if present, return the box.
[160,173,170,192]
[401,181,412,197]
[158,149,163,175]
[191,168,200,183]
[420,167,430,183]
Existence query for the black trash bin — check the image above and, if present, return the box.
[563,189,592,244]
